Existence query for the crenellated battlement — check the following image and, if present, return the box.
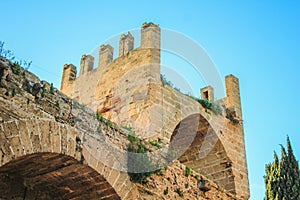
[60,22,160,80]
[119,32,134,56]
[98,44,114,70]
[80,54,94,75]
[141,22,160,49]
[63,64,77,80]
[60,64,77,97]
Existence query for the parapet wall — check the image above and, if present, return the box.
[61,22,160,87]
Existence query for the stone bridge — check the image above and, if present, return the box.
[60,23,249,199]
[0,56,245,199]
[0,57,137,199]
[0,117,138,199]
[0,23,249,200]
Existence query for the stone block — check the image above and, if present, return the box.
[8,136,24,157]
[2,121,19,138]
[18,121,33,154]
[60,125,68,154]
[31,134,41,153]
[39,121,51,152]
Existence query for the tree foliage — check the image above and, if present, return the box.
[265,136,300,200]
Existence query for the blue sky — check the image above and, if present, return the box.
[1,1,299,199]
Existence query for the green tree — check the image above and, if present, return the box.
[265,136,300,200]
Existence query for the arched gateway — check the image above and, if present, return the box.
[0,119,135,200]
[0,152,120,199]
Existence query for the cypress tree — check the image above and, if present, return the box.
[265,136,300,200]
[285,136,300,199]
[265,152,280,200]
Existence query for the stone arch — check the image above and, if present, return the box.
[0,119,137,199]
[169,113,236,192]
[0,152,120,199]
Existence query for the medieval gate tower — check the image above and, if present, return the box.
[60,22,250,199]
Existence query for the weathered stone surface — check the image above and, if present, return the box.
[0,153,121,200]
[0,22,248,200]
[18,120,33,154]
[136,161,239,200]
[32,82,41,96]
[0,57,131,199]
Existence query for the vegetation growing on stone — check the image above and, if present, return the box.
[196,98,222,115]
[160,74,173,87]
[175,188,183,197]
[50,83,54,94]
[155,169,163,176]
[54,116,60,122]
[127,132,157,184]
[95,111,114,130]
[185,166,191,177]
[127,132,138,143]
[122,125,132,131]
[265,136,300,199]
[0,41,32,70]
[149,140,161,149]
[55,101,60,108]
[160,74,180,92]
[96,111,104,122]
[72,100,79,109]
[11,88,16,97]
[161,74,223,115]
[163,187,169,195]
[0,41,15,61]
[106,119,112,127]
[225,108,240,125]
[13,62,21,75]
[41,84,46,98]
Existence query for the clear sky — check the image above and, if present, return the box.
[1,1,299,199]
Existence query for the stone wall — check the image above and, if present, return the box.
[0,57,137,199]
[137,160,239,200]
[59,22,249,199]
[0,55,243,199]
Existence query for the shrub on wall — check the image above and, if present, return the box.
[127,133,157,184]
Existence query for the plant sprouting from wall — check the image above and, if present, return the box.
[225,108,240,125]
[96,111,104,122]
[55,101,60,108]
[185,166,191,177]
[127,132,158,184]
[0,41,32,70]
[189,97,222,115]
[41,84,46,98]
[50,83,54,94]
